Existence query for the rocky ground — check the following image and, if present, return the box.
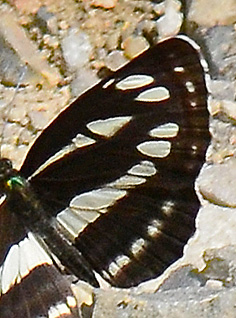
[1,0,236,317]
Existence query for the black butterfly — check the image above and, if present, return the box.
[0,35,209,317]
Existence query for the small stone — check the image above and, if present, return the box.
[71,68,99,97]
[202,246,236,287]
[205,279,223,289]
[105,50,128,71]
[62,29,92,70]
[2,122,23,144]
[91,0,117,9]
[204,26,236,80]
[12,0,41,15]
[72,281,94,307]
[153,2,166,15]
[28,110,52,131]
[19,127,35,145]
[208,80,235,101]
[208,98,236,122]
[156,0,183,39]
[220,100,236,122]
[188,0,236,26]
[105,31,120,51]
[7,103,27,124]
[199,158,236,208]
[122,36,149,59]
[59,20,69,30]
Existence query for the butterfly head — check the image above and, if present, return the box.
[0,158,26,197]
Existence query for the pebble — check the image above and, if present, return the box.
[122,36,150,59]
[62,29,93,70]
[91,0,117,9]
[104,50,128,71]
[199,158,236,208]
[188,0,236,26]
[71,68,99,97]
[156,0,183,39]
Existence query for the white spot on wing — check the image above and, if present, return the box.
[102,78,115,89]
[0,194,6,207]
[87,116,132,138]
[108,174,146,189]
[135,86,170,102]
[31,133,95,178]
[48,303,71,318]
[73,209,100,223]
[0,232,52,295]
[20,232,52,272]
[72,134,96,148]
[137,140,171,158]
[185,81,195,93]
[1,245,19,294]
[147,219,162,237]
[66,295,77,308]
[161,200,175,216]
[115,255,131,269]
[48,305,60,318]
[57,207,100,238]
[149,123,179,138]
[70,188,127,210]
[107,262,119,276]
[130,238,146,256]
[174,66,184,72]
[57,208,89,238]
[108,255,130,276]
[116,74,154,90]
[128,160,157,177]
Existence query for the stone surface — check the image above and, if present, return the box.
[199,158,236,207]
[188,0,236,26]
[93,285,236,318]
[202,245,236,287]
[203,26,236,81]
[183,204,236,271]
[92,246,236,317]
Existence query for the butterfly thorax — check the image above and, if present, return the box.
[0,158,45,228]
[0,158,99,286]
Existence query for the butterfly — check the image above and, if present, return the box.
[0,35,209,317]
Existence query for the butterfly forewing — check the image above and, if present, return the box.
[22,37,209,287]
[0,35,209,300]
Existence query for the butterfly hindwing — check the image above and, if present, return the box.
[0,202,79,318]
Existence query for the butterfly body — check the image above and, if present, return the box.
[0,36,209,316]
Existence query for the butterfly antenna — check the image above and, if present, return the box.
[0,64,27,158]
